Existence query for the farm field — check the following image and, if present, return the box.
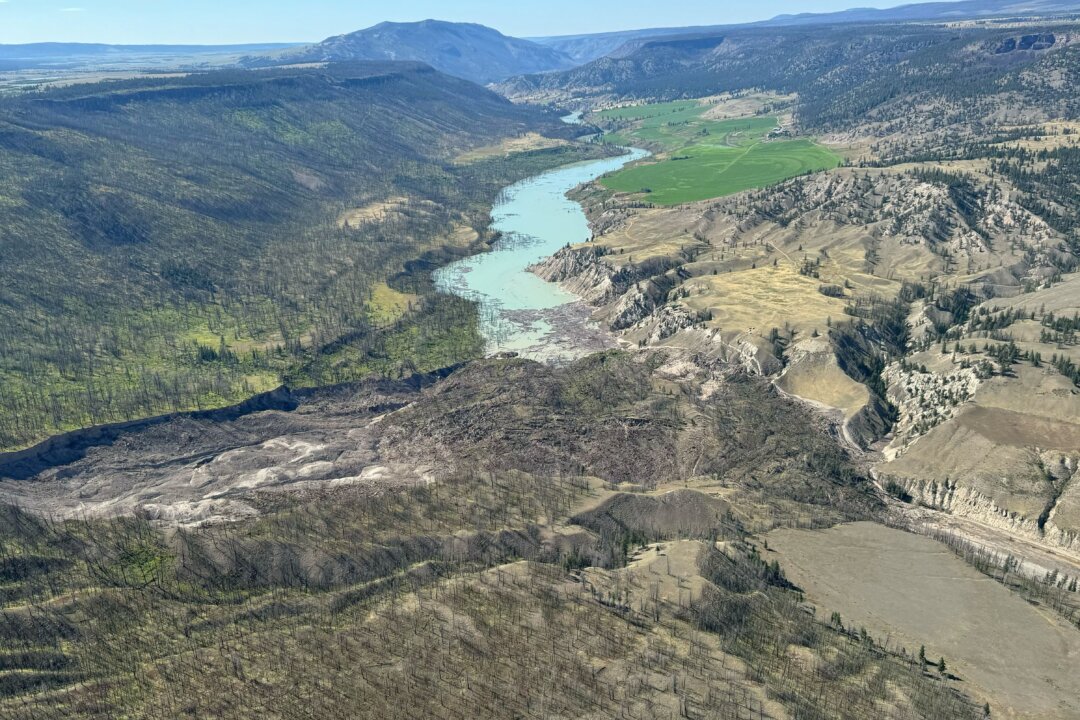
[593,99,839,204]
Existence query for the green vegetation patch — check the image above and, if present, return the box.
[0,67,606,451]
[595,99,707,128]
[593,100,839,204]
[598,101,776,152]
[603,138,840,204]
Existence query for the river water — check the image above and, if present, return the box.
[434,129,647,362]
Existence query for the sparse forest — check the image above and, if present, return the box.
[0,350,971,718]
[0,428,977,719]
[0,63,607,450]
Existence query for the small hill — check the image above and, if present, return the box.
[249,20,576,84]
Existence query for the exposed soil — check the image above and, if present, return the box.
[765,522,1080,720]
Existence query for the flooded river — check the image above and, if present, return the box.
[435,132,646,361]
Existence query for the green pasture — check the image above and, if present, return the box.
[593,100,840,204]
[603,139,840,204]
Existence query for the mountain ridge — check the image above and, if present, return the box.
[244,19,576,84]
[0,42,299,58]
[530,0,1080,63]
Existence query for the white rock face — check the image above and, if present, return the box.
[890,475,1080,556]
[610,283,660,330]
[643,305,699,344]
[530,246,617,304]
[883,360,979,454]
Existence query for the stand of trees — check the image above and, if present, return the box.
[0,64,606,450]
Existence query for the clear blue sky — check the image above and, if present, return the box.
[0,0,923,45]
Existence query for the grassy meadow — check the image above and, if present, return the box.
[594,100,840,204]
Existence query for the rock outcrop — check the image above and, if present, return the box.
[884,474,1080,556]
[531,246,618,304]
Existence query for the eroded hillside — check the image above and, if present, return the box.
[527,85,1080,607]
[0,353,987,719]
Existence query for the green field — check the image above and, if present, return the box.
[603,138,840,204]
[594,100,709,143]
[596,102,777,151]
[593,101,840,205]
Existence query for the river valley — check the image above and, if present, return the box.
[435,141,647,361]
[435,120,1080,720]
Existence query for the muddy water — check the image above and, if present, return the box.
[434,133,646,362]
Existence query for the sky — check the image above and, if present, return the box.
[0,0,925,45]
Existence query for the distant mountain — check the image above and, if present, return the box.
[768,0,1080,25]
[532,0,1080,63]
[0,42,298,60]
[248,20,576,85]
[528,27,731,64]
[0,42,300,70]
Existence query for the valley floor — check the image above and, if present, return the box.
[5,74,1080,719]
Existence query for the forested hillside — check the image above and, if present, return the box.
[0,63,603,450]
[0,353,981,719]
[502,20,1080,135]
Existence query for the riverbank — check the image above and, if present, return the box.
[435,144,648,362]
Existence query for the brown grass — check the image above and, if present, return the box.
[777,343,870,419]
[765,522,1080,720]
[454,133,568,163]
[338,196,410,228]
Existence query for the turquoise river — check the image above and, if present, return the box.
[435,136,647,362]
